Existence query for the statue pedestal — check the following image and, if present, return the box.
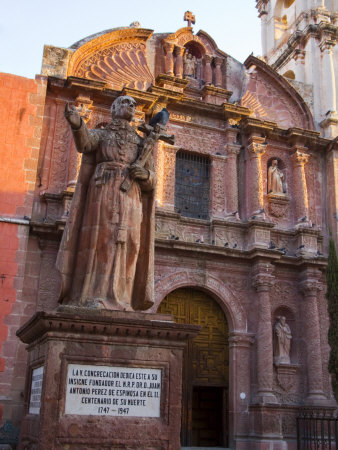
[17,308,200,450]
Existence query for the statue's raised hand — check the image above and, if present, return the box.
[64,102,81,130]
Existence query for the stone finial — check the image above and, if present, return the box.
[184,11,195,27]
[129,21,141,28]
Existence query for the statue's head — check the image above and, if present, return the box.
[111,96,136,121]
[272,159,278,167]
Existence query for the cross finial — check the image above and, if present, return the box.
[184,11,195,27]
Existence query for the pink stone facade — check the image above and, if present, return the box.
[0,23,337,449]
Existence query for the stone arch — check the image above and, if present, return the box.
[243,55,314,130]
[184,40,205,59]
[153,271,247,332]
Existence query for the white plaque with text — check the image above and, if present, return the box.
[29,366,44,414]
[65,364,161,417]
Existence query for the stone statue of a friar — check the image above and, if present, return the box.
[56,96,173,311]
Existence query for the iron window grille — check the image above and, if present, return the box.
[174,151,210,220]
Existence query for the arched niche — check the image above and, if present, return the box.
[273,305,296,363]
[184,40,205,59]
[267,157,287,195]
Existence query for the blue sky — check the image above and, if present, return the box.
[1,1,262,79]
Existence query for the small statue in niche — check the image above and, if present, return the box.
[274,316,292,365]
[268,159,285,194]
[183,52,197,78]
[56,95,173,311]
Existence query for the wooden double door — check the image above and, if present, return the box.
[158,288,229,447]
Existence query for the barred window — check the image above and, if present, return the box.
[174,151,210,220]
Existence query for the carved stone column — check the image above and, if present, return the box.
[225,144,240,215]
[252,262,277,404]
[156,143,179,211]
[174,46,185,79]
[299,274,327,405]
[229,332,255,439]
[210,154,227,218]
[291,148,309,223]
[163,42,175,76]
[247,137,267,217]
[203,55,213,85]
[214,57,223,88]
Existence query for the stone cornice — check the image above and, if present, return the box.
[286,127,320,147]
[241,117,277,135]
[271,22,337,71]
[16,310,200,346]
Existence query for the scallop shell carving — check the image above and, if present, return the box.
[74,42,154,91]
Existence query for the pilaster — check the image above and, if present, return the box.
[210,154,227,219]
[247,137,267,218]
[225,144,240,215]
[155,143,179,211]
[291,147,310,225]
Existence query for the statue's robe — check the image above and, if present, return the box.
[268,165,284,194]
[56,118,155,311]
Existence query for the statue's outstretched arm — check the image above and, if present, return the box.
[65,102,99,154]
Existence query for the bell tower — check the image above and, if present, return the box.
[256,0,337,139]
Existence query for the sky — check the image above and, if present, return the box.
[1,1,262,79]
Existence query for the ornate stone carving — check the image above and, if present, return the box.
[210,154,227,218]
[69,29,154,90]
[252,262,275,292]
[49,100,71,192]
[276,364,299,392]
[267,193,290,217]
[41,45,71,78]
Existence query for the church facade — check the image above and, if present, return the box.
[0,13,337,449]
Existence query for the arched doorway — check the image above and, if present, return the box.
[158,288,229,447]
